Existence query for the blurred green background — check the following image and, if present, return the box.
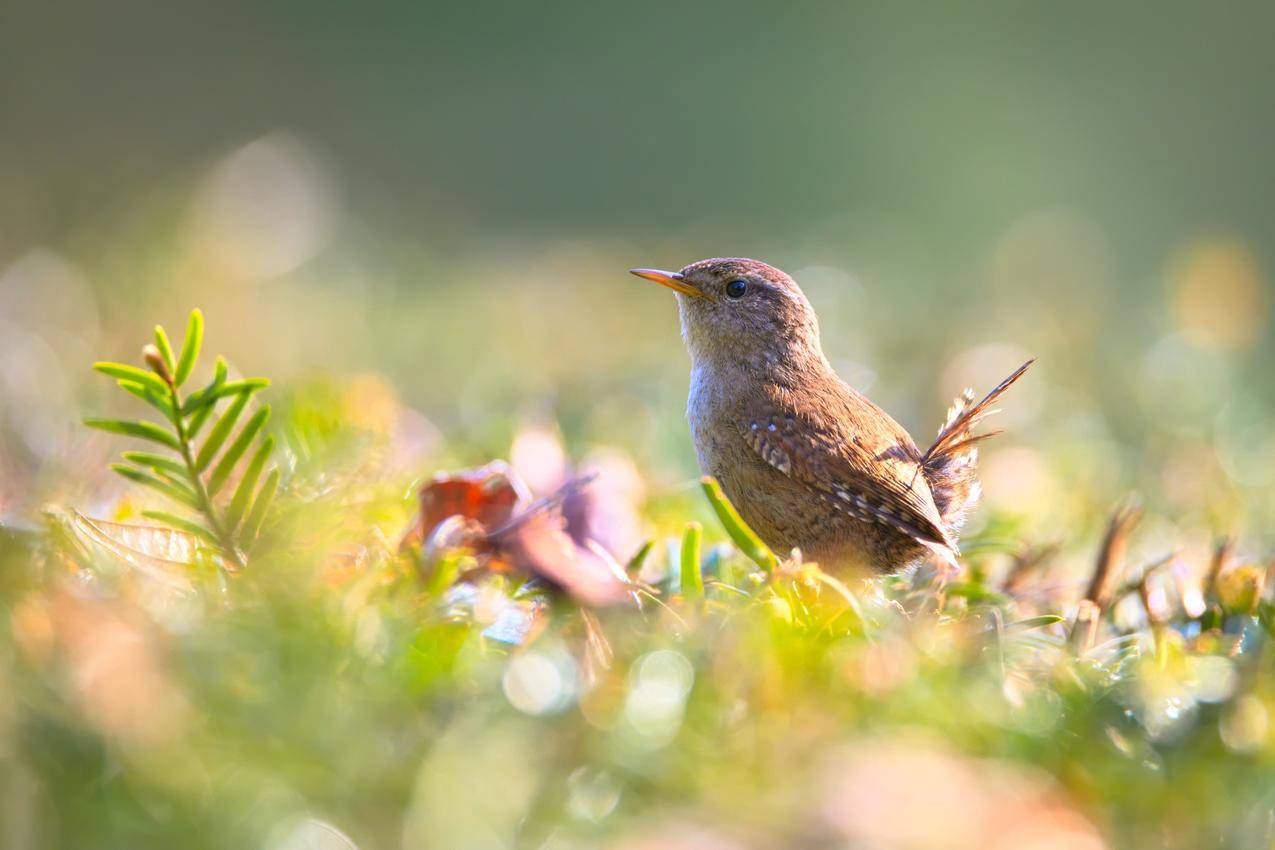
[3,0,1273,555]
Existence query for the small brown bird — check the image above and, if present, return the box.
[631,258,1032,574]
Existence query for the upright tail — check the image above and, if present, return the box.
[922,359,1035,533]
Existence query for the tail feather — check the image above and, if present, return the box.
[922,359,1034,532]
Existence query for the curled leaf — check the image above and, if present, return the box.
[406,463,630,606]
[490,508,630,607]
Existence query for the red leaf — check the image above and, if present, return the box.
[401,461,529,550]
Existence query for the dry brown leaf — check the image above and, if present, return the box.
[68,511,198,591]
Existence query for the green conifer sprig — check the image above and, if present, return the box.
[86,309,276,571]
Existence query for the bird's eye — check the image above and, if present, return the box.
[725,279,748,299]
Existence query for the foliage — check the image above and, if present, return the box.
[84,310,277,571]
[1,314,1274,850]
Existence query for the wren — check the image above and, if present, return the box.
[631,258,1032,574]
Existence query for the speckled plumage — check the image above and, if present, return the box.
[633,258,1032,574]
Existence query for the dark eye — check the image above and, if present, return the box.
[725,279,748,299]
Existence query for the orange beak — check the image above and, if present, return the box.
[629,268,708,299]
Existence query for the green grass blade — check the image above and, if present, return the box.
[85,418,180,451]
[121,451,190,478]
[626,539,654,577]
[153,324,176,373]
[224,435,274,533]
[173,308,203,386]
[194,392,250,473]
[110,464,200,510]
[680,521,704,600]
[700,476,777,571]
[207,405,271,497]
[240,468,278,545]
[140,510,221,547]
[94,362,168,396]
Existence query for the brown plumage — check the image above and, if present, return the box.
[630,258,1033,574]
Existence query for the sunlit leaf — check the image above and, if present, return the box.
[194,392,250,472]
[110,464,200,510]
[85,418,180,451]
[173,308,203,386]
[680,521,703,600]
[116,379,176,419]
[182,377,268,417]
[94,361,168,396]
[241,467,279,545]
[153,324,176,372]
[186,356,230,438]
[66,510,197,590]
[121,450,189,478]
[701,476,777,571]
[207,405,270,496]
[224,435,273,533]
[1009,614,1066,631]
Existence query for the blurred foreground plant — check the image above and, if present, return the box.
[85,309,277,570]
[12,334,1272,850]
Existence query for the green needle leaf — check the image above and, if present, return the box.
[85,418,181,451]
[240,468,278,546]
[186,357,230,438]
[173,308,203,386]
[121,451,190,478]
[116,380,176,419]
[94,362,168,396]
[182,378,268,416]
[207,405,271,497]
[110,464,200,510]
[153,325,176,373]
[1009,614,1067,632]
[680,521,704,600]
[224,435,273,533]
[700,476,777,572]
[194,392,250,473]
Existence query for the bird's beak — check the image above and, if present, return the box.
[629,268,708,299]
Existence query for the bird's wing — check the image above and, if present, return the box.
[738,408,957,557]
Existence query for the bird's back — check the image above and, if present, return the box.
[689,360,953,571]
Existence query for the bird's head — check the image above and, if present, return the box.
[630,258,824,373]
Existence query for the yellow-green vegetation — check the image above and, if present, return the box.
[0,314,1272,850]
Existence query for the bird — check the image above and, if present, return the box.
[630,258,1033,575]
